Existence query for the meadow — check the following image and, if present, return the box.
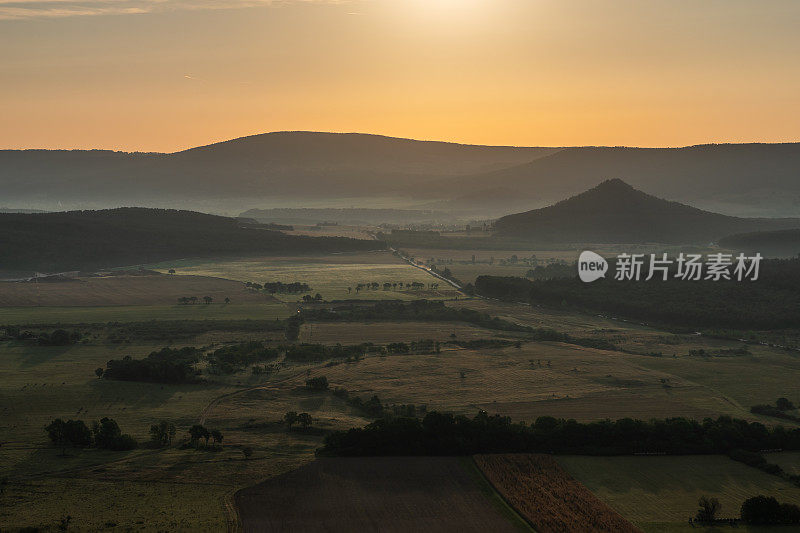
[148,251,458,302]
[2,246,800,530]
[558,454,800,532]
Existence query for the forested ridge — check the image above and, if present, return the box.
[0,208,381,273]
[473,258,800,330]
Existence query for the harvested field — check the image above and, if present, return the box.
[235,457,527,532]
[474,453,641,533]
[299,320,514,344]
[558,454,800,527]
[0,273,275,307]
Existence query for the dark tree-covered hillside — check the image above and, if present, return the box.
[0,208,382,273]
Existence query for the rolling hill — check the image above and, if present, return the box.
[493,179,800,244]
[0,132,556,211]
[0,208,381,274]
[440,143,800,217]
[4,133,800,218]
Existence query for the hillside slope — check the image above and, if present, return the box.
[444,143,800,216]
[0,132,556,208]
[0,208,380,274]
[493,179,800,244]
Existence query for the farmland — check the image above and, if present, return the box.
[474,454,640,533]
[558,455,800,531]
[149,251,459,302]
[2,244,800,531]
[0,272,276,307]
[236,457,529,532]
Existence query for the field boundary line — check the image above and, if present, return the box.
[464,456,535,532]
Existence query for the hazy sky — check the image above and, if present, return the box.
[1,0,799,151]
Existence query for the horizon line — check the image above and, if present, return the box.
[4,130,800,154]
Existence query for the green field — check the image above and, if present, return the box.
[3,248,800,531]
[559,455,800,532]
[148,252,459,302]
[0,302,292,325]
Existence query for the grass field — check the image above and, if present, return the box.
[236,457,529,532]
[0,273,276,307]
[0,302,292,325]
[3,252,800,531]
[149,251,459,302]
[558,455,800,532]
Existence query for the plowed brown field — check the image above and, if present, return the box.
[474,453,641,533]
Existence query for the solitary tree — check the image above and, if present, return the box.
[696,496,721,523]
[224,297,231,305]
[242,446,253,460]
[95,367,104,379]
[776,397,795,411]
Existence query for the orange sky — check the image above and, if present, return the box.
[1,0,799,151]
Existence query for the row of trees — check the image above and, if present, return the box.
[473,257,800,330]
[178,296,228,305]
[351,281,432,293]
[98,346,201,384]
[321,411,800,457]
[283,411,313,430]
[246,281,310,294]
[46,417,137,454]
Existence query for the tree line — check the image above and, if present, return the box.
[473,258,800,330]
[320,411,800,457]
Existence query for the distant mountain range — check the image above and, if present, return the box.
[0,208,379,274]
[3,132,800,217]
[437,143,800,217]
[0,132,554,213]
[493,179,800,245]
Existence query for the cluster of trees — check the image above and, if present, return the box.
[1,326,82,346]
[149,421,177,447]
[351,281,431,294]
[188,424,224,448]
[283,411,313,430]
[301,293,324,303]
[741,496,800,524]
[305,376,329,390]
[320,411,800,457]
[525,262,574,280]
[206,341,279,374]
[385,339,441,355]
[46,417,137,454]
[99,346,201,384]
[751,397,799,422]
[332,387,385,418]
[474,258,800,330]
[300,300,531,333]
[178,296,223,305]
[688,347,750,357]
[284,343,371,363]
[246,281,310,294]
